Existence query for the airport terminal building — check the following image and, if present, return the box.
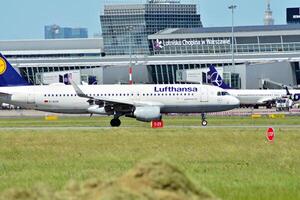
[1,24,300,88]
[147,24,300,87]
[1,0,300,88]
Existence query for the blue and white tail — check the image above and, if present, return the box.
[207,65,231,89]
[0,53,30,86]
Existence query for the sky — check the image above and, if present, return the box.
[0,0,299,40]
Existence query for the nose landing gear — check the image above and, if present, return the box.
[201,113,208,126]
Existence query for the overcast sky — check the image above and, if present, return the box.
[0,0,299,40]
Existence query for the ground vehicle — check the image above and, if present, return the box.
[275,98,292,111]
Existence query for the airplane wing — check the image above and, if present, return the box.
[70,80,163,107]
[0,92,11,97]
[71,80,133,106]
[257,97,277,104]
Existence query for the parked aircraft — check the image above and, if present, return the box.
[208,66,300,108]
[0,54,239,126]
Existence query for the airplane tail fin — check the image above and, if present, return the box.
[0,53,30,87]
[207,65,231,89]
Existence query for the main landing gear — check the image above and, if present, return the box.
[110,112,124,127]
[110,118,121,127]
[201,113,208,126]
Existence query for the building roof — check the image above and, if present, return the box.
[0,38,103,55]
[156,24,300,35]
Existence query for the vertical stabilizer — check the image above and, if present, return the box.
[0,54,30,87]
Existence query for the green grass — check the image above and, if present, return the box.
[0,116,299,200]
[0,115,299,127]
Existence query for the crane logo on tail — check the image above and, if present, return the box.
[0,58,7,75]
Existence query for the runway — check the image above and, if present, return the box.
[0,125,300,130]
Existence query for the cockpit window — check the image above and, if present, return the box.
[217,91,229,96]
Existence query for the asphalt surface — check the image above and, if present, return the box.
[0,108,300,118]
[0,109,299,130]
[0,125,300,130]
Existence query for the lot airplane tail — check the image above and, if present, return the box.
[207,65,231,89]
[0,53,30,87]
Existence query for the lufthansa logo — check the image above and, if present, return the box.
[0,58,7,75]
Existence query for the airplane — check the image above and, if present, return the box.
[207,65,300,108]
[0,53,240,127]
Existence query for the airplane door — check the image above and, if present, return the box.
[27,93,36,104]
[200,88,208,102]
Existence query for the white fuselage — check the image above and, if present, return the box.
[226,89,300,105]
[0,84,239,114]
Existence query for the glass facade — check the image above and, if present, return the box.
[45,25,88,39]
[148,63,240,84]
[19,65,100,85]
[100,1,202,55]
[147,25,300,85]
[4,53,101,85]
[150,36,300,55]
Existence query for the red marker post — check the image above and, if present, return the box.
[151,120,164,128]
[129,67,133,85]
[266,127,275,142]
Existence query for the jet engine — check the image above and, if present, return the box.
[133,106,161,122]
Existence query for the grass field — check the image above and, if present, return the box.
[0,115,299,199]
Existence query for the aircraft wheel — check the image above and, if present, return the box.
[201,120,208,127]
[110,118,121,127]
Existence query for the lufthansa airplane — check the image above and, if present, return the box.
[208,66,300,108]
[0,54,239,126]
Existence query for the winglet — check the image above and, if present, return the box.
[0,53,30,87]
[207,65,231,89]
[70,79,90,98]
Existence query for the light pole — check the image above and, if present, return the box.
[228,4,237,68]
[126,26,133,84]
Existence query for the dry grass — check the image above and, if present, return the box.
[0,160,219,200]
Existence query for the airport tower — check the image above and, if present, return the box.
[100,0,202,55]
[264,0,274,25]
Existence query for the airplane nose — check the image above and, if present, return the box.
[231,96,240,107]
